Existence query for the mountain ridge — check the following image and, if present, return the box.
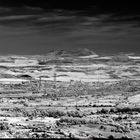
[46,48,98,58]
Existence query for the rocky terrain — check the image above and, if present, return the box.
[0,49,139,139]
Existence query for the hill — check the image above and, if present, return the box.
[47,48,98,58]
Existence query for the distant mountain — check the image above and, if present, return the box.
[47,48,98,58]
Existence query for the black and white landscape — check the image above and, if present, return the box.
[0,1,140,139]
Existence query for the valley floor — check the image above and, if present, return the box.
[0,54,139,139]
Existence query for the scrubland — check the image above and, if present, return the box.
[0,53,139,139]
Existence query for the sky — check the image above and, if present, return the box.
[0,1,140,55]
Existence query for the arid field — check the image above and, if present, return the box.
[0,51,140,139]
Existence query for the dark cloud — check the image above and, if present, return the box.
[0,2,140,54]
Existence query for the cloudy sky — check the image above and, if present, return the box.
[0,1,140,55]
